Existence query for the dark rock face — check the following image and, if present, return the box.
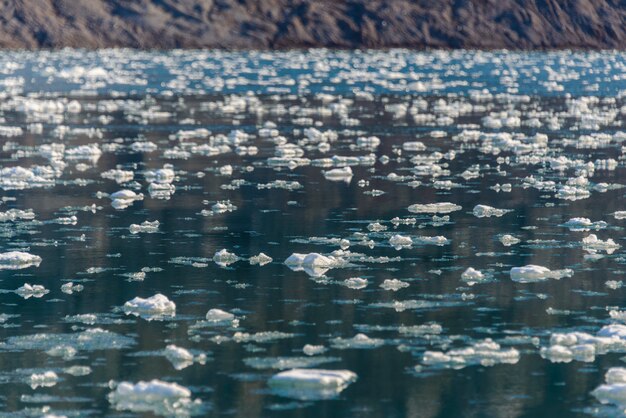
[1,0,625,49]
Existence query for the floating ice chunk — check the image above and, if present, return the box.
[472,205,512,218]
[330,333,384,349]
[415,236,449,246]
[205,309,235,324]
[123,294,176,320]
[110,190,143,210]
[210,200,237,214]
[403,141,426,151]
[145,168,175,184]
[598,324,626,339]
[16,283,49,299]
[591,368,626,409]
[213,249,240,267]
[408,202,462,214]
[65,144,101,161]
[614,211,626,220]
[423,339,520,369]
[500,234,520,246]
[60,282,83,294]
[268,369,357,401]
[284,253,306,267]
[163,345,205,370]
[323,166,353,182]
[249,253,273,266]
[0,209,35,222]
[562,217,607,231]
[303,345,328,356]
[130,141,158,153]
[46,345,77,360]
[539,344,595,363]
[108,380,201,416]
[461,268,486,285]
[367,222,387,232]
[343,277,368,289]
[285,252,341,277]
[389,234,412,249]
[510,265,573,283]
[0,165,57,190]
[28,371,58,389]
[380,279,409,291]
[0,251,41,270]
[582,234,620,254]
[219,165,233,176]
[129,220,159,234]
[101,169,134,184]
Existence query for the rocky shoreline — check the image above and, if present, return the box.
[1,0,625,49]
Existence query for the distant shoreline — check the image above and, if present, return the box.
[2,0,624,51]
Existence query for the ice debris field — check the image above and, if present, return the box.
[0,49,624,416]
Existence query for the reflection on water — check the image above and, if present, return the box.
[0,50,624,417]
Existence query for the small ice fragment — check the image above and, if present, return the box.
[303,345,328,356]
[61,282,84,294]
[28,371,59,389]
[249,253,273,266]
[268,369,357,400]
[472,205,512,218]
[0,251,42,270]
[213,249,240,267]
[461,268,486,285]
[389,234,412,249]
[330,333,384,349]
[205,308,235,323]
[408,202,462,214]
[123,294,176,319]
[499,234,520,246]
[323,167,353,182]
[343,277,368,289]
[380,279,409,291]
[16,283,49,299]
[510,265,573,283]
[108,380,201,415]
[129,220,159,234]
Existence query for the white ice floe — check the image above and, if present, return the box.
[110,190,143,210]
[343,277,368,289]
[323,166,353,182]
[129,220,160,234]
[330,333,384,349]
[213,249,240,267]
[163,345,206,370]
[15,283,49,299]
[500,234,520,246]
[285,252,342,277]
[582,234,620,254]
[0,251,42,270]
[268,369,357,400]
[422,339,520,369]
[303,344,328,356]
[389,234,412,249]
[108,380,202,415]
[509,265,573,283]
[461,267,486,285]
[472,205,512,218]
[123,294,176,320]
[205,308,236,324]
[249,253,273,266]
[562,217,607,231]
[28,371,59,389]
[380,279,409,291]
[407,202,462,214]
